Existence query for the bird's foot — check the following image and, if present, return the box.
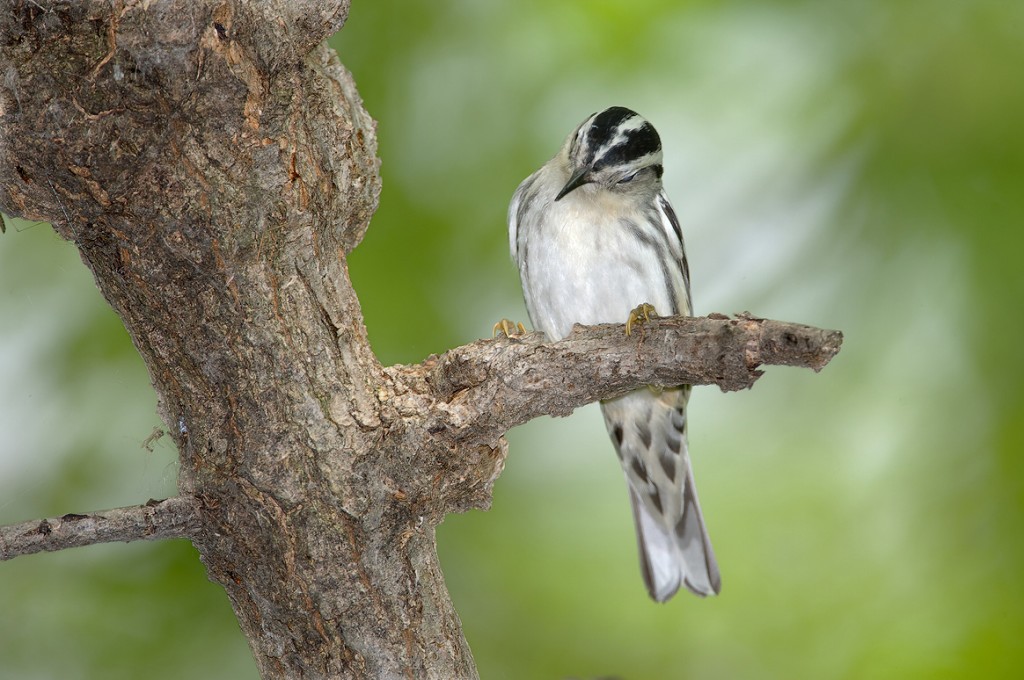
[625,303,658,337]
[493,318,527,338]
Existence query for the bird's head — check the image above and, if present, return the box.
[555,106,665,201]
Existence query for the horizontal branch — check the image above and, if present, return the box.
[0,497,201,561]
[405,313,842,444]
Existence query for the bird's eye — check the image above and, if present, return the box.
[617,171,638,184]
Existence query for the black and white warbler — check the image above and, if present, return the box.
[508,106,720,602]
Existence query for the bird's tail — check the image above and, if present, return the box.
[628,455,720,601]
[602,388,720,602]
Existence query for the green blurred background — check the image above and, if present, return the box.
[2,0,1022,677]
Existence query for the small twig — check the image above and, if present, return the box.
[0,497,201,561]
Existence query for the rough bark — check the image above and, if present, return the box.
[0,2,842,679]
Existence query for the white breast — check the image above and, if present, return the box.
[518,182,680,341]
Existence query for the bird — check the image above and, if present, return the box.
[507,106,720,602]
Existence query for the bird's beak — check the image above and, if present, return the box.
[555,166,592,201]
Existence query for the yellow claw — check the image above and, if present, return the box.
[625,303,658,337]
[493,318,527,338]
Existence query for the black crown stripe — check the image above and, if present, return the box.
[594,121,662,169]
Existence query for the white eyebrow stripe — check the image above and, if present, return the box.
[630,150,662,169]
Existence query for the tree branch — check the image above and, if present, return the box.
[0,497,201,561]
[381,314,842,511]
[428,313,841,405]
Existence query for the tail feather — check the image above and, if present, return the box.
[674,454,720,596]
[630,488,682,601]
[603,388,720,602]
[629,461,720,601]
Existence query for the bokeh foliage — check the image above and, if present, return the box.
[2,0,1022,677]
